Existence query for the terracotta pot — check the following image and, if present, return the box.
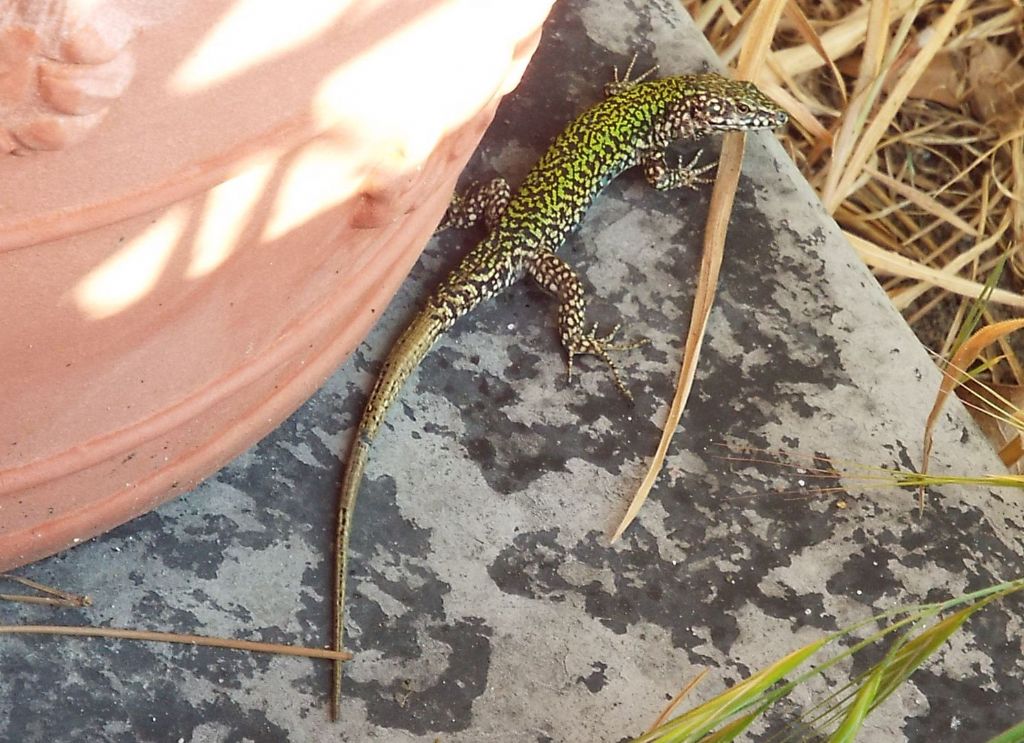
[0,0,554,570]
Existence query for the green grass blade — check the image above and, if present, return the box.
[633,580,1024,743]
[632,638,828,743]
[893,473,1024,489]
[870,596,1000,709]
[827,664,884,743]
[820,586,1021,739]
[697,709,763,743]
[950,255,1005,356]
[985,720,1024,743]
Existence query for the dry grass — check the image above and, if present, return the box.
[686,0,1024,467]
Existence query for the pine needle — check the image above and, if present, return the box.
[0,624,352,662]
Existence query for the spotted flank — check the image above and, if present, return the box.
[329,61,787,718]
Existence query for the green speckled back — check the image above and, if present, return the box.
[502,74,785,248]
[434,73,786,318]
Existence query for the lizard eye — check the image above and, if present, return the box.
[736,102,751,114]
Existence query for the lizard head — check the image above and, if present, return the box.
[673,75,788,132]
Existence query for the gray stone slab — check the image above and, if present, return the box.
[3,0,1023,741]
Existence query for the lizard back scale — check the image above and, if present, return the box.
[330,62,787,717]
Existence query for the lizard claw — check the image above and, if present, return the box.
[605,53,659,98]
[676,149,717,188]
[563,322,647,401]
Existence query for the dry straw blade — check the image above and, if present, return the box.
[0,573,91,608]
[643,668,711,734]
[846,232,1024,310]
[0,623,352,662]
[611,0,789,542]
[921,317,1024,479]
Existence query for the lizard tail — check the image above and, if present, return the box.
[331,305,449,720]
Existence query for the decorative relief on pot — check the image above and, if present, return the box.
[0,0,141,155]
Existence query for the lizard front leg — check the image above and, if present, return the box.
[435,177,511,233]
[640,148,717,191]
[604,53,659,98]
[526,250,646,401]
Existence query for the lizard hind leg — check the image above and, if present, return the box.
[435,177,512,234]
[527,251,648,402]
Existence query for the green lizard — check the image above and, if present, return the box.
[330,58,787,717]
